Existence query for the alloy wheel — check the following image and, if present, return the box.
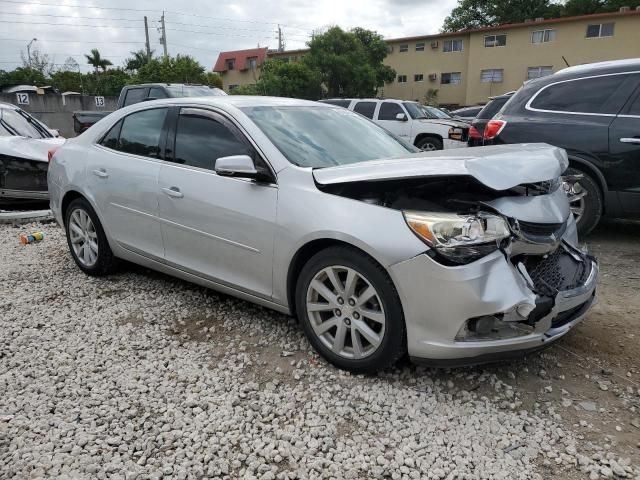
[563,179,587,226]
[306,265,386,359]
[69,208,99,267]
[420,142,437,151]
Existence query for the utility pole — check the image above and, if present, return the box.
[160,12,168,59]
[144,16,152,59]
[277,25,284,52]
[27,38,37,67]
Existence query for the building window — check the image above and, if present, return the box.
[531,29,556,43]
[414,74,424,82]
[397,75,408,83]
[225,59,235,70]
[443,39,463,52]
[247,57,257,70]
[399,44,409,53]
[484,34,507,47]
[441,72,462,85]
[228,84,239,92]
[527,66,553,80]
[481,69,503,83]
[586,23,614,38]
[415,42,425,51]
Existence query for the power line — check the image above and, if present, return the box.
[0,38,145,44]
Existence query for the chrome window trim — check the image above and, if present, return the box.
[525,70,640,116]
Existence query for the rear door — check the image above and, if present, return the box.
[85,107,167,259]
[608,85,640,214]
[375,102,411,139]
[157,107,277,298]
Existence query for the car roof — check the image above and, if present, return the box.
[554,58,640,78]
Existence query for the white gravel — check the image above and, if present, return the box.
[1,222,638,480]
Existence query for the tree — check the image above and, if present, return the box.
[251,59,322,99]
[0,67,46,87]
[304,26,395,97]
[20,49,55,76]
[125,49,153,72]
[442,0,554,31]
[132,55,206,84]
[50,70,83,93]
[202,71,223,89]
[85,49,113,73]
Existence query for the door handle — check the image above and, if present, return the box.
[92,168,108,178]
[619,137,640,144]
[162,187,184,198]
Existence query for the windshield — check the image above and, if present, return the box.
[166,85,227,97]
[422,106,452,119]
[0,107,49,138]
[402,102,427,119]
[242,106,417,168]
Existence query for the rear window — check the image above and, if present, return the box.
[477,97,509,119]
[123,88,146,107]
[529,74,636,115]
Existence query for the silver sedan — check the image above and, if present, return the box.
[48,96,598,372]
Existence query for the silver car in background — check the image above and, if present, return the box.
[48,96,598,372]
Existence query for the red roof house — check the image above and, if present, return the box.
[213,47,268,73]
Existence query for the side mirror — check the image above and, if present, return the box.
[396,113,408,122]
[215,155,259,179]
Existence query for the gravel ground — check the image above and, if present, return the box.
[1,221,639,480]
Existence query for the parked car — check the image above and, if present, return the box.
[419,105,456,120]
[0,102,65,203]
[468,93,515,146]
[72,83,226,134]
[450,105,483,122]
[484,59,640,235]
[49,96,597,372]
[320,98,469,150]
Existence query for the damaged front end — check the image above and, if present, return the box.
[313,144,598,364]
[0,153,49,201]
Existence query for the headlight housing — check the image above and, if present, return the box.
[403,211,511,264]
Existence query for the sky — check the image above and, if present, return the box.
[0,0,457,72]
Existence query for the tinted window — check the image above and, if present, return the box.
[628,94,640,116]
[100,120,122,149]
[118,108,167,158]
[477,97,509,119]
[378,102,404,120]
[174,112,250,170]
[531,75,628,114]
[148,87,168,99]
[322,99,350,108]
[242,106,416,168]
[353,101,376,119]
[123,88,146,106]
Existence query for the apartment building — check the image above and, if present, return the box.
[213,9,640,106]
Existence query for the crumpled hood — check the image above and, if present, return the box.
[0,136,66,162]
[313,143,569,191]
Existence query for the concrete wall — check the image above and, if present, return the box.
[0,93,118,138]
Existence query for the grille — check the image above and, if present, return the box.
[517,221,563,237]
[525,247,591,297]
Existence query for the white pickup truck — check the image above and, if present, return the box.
[320,98,469,150]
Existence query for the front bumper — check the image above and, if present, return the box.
[443,138,469,150]
[389,243,598,366]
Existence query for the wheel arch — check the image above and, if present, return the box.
[567,155,607,213]
[414,132,443,148]
[60,190,85,225]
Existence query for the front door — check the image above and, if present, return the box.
[608,88,640,214]
[157,107,277,299]
[85,107,168,259]
[375,102,411,139]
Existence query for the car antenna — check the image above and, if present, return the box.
[562,56,570,67]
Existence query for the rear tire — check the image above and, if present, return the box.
[416,136,443,151]
[295,246,406,373]
[565,167,602,237]
[65,197,117,276]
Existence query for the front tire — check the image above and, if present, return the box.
[65,197,117,276]
[564,167,602,237]
[416,136,443,151]
[295,246,405,373]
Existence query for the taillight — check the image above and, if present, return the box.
[483,120,506,141]
[47,147,60,162]
[468,126,482,139]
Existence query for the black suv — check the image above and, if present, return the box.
[485,59,640,235]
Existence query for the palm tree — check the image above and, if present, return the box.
[125,49,153,71]
[85,49,112,73]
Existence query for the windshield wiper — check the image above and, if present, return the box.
[16,109,52,138]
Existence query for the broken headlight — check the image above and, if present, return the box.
[403,211,511,264]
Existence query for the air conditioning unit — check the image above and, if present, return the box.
[428,73,437,81]
[431,41,439,49]
[619,6,630,11]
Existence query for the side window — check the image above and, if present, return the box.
[118,108,168,158]
[100,120,122,149]
[627,93,640,116]
[173,110,250,171]
[123,88,146,107]
[353,101,376,119]
[148,87,168,99]
[378,102,404,121]
[530,75,630,114]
